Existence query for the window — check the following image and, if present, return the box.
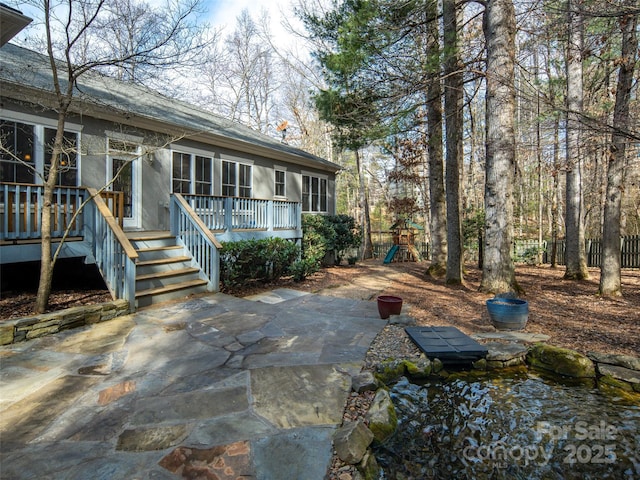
[172,152,213,195]
[239,164,251,197]
[195,155,212,195]
[1,120,79,186]
[222,160,252,198]
[0,120,35,183]
[172,152,191,193]
[222,160,235,196]
[302,175,328,212]
[44,128,78,186]
[275,170,286,197]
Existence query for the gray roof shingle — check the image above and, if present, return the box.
[0,43,340,172]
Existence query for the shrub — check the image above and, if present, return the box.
[289,257,320,282]
[219,238,300,288]
[300,213,362,266]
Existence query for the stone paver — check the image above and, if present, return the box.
[0,289,387,480]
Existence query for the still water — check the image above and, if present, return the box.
[375,370,640,479]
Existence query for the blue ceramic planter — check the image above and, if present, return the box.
[486,297,529,331]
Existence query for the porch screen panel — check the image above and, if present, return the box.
[0,121,35,183]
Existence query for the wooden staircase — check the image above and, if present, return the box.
[128,231,209,308]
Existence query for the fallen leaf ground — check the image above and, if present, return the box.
[1,260,638,357]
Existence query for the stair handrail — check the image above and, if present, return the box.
[170,193,221,291]
[86,187,138,312]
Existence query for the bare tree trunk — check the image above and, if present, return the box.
[535,51,543,265]
[564,0,589,279]
[551,115,561,268]
[479,0,517,294]
[355,149,373,259]
[443,0,463,284]
[35,113,66,313]
[600,4,637,296]
[426,0,447,274]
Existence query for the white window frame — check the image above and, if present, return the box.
[170,146,214,195]
[302,173,328,213]
[274,168,286,198]
[0,113,82,186]
[222,160,253,198]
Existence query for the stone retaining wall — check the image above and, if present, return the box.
[0,300,130,345]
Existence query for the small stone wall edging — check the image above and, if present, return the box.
[0,299,130,345]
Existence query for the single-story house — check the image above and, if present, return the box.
[0,36,340,309]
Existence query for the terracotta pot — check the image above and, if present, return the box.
[377,295,403,319]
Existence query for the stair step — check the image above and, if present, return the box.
[135,278,208,299]
[136,267,200,282]
[127,231,172,241]
[137,256,191,267]
[136,245,183,253]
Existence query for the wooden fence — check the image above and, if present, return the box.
[370,235,640,269]
[543,236,640,269]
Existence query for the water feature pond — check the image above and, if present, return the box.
[375,369,640,479]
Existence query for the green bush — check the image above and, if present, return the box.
[328,214,362,263]
[295,214,362,280]
[289,257,320,282]
[220,237,300,288]
[519,246,545,266]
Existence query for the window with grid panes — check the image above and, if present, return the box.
[0,120,35,184]
[302,174,328,212]
[275,170,285,197]
[222,160,252,197]
[44,128,78,186]
[194,155,212,195]
[172,152,191,193]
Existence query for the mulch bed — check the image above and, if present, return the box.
[1,261,638,358]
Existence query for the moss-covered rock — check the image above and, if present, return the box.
[472,358,487,370]
[333,420,374,464]
[598,374,633,392]
[366,389,397,444]
[526,343,596,378]
[375,357,433,384]
[597,381,640,403]
[358,450,380,480]
[402,356,432,379]
[431,358,444,373]
[374,360,406,385]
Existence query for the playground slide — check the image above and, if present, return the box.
[383,245,400,264]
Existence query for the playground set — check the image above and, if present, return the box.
[383,219,424,264]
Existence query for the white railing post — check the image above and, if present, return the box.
[224,197,233,231]
[267,200,274,231]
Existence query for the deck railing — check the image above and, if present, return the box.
[170,193,221,291]
[86,188,137,311]
[0,183,86,240]
[181,194,301,232]
[0,183,124,240]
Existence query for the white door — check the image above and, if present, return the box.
[109,152,142,230]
